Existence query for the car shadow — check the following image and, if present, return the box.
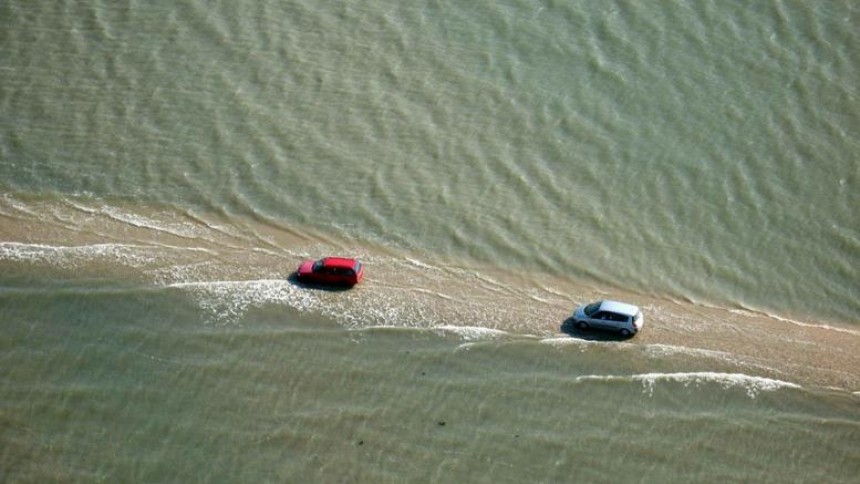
[286,272,357,292]
[560,317,633,342]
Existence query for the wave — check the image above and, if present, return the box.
[0,241,215,267]
[403,257,438,270]
[167,279,461,329]
[0,241,159,267]
[351,325,516,349]
[539,336,630,350]
[92,205,202,240]
[728,308,860,336]
[432,325,510,341]
[575,372,801,398]
[643,343,744,364]
[167,279,314,325]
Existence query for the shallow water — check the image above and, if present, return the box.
[3,279,860,482]
[2,0,859,481]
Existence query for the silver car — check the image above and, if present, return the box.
[572,300,644,337]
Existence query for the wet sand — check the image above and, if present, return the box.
[3,195,859,392]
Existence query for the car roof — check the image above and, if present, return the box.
[599,300,640,316]
[320,257,359,269]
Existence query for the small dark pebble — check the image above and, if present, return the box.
[358,440,364,445]
[437,421,446,426]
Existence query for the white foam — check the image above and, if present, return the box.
[404,257,437,270]
[64,200,99,214]
[99,206,201,239]
[1,194,38,216]
[351,325,422,332]
[0,242,158,267]
[539,336,607,349]
[540,335,639,352]
[168,279,316,324]
[728,308,860,336]
[432,325,509,341]
[642,344,787,375]
[147,261,220,286]
[644,343,737,362]
[575,372,800,398]
[413,287,455,300]
[168,279,386,327]
[0,242,218,272]
[473,273,511,294]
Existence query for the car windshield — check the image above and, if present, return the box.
[312,260,325,272]
[353,261,362,273]
[584,302,602,316]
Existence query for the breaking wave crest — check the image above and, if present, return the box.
[1,241,164,268]
[575,372,801,398]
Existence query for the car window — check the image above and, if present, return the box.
[584,303,601,316]
[313,260,325,272]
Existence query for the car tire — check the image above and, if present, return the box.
[619,328,631,337]
[576,321,588,330]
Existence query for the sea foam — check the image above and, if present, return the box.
[0,241,158,267]
[168,279,315,325]
[433,325,509,341]
[575,372,801,398]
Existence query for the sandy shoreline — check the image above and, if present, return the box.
[3,195,859,392]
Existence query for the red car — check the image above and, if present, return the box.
[295,257,364,286]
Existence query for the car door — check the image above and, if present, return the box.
[333,268,351,285]
[616,314,632,331]
[607,312,627,331]
[341,268,356,285]
[589,311,613,329]
[318,266,337,284]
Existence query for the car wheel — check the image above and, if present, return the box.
[576,321,588,330]
[619,328,631,337]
